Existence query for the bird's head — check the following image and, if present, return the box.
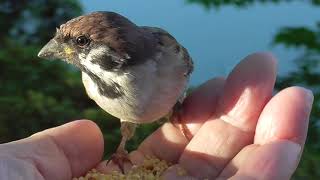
[38,11,156,72]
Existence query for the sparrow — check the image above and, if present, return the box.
[38,11,193,171]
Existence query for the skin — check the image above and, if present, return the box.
[0,52,313,180]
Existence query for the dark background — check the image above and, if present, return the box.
[0,0,319,179]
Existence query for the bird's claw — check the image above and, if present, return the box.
[106,152,133,174]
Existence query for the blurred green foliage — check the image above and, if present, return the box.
[0,0,158,157]
[273,24,320,179]
[189,0,320,179]
[0,0,82,140]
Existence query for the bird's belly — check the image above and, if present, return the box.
[82,68,188,123]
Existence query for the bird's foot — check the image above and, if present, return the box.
[106,151,132,174]
[171,101,193,141]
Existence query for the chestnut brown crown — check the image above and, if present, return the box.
[39,11,157,68]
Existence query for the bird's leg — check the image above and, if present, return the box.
[170,95,193,141]
[117,121,136,153]
[107,121,137,173]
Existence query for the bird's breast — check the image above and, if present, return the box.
[82,48,190,123]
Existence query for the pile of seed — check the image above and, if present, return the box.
[73,157,183,180]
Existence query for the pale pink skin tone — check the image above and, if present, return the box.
[0,52,313,180]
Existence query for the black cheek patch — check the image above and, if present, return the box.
[91,53,124,71]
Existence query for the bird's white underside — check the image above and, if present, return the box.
[80,43,189,123]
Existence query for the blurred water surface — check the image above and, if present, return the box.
[80,0,320,85]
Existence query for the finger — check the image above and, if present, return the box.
[228,140,302,180]
[181,77,226,135]
[0,120,104,180]
[179,52,277,179]
[217,145,257,178]
[217,52,277,132]
[161,164,198,180]
[254,87,313,145]
[135,77,226,163]
[219,87,313,178]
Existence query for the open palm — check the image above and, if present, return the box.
[101,52,313,179]
[0,53,313,180]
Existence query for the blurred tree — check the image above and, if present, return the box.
[0,0,160,157]
[273,23,320,179]
[0,0,84,141]
[187,0,320,179]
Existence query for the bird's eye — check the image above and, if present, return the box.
[75,35,90,47]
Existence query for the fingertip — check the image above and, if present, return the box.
[61,119,101,130]
[255,86,313,146]
[244,52,278,68]
[229,51,278,86]
[3,120,105,179]
[217,52,278,132]
[229,52,278,86]
[284,86,314,109]
[44,120,104,177]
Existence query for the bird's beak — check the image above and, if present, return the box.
[38,39,66,60]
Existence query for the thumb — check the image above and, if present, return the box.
[0,120,104,179]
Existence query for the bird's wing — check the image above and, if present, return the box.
[141,26,194,77]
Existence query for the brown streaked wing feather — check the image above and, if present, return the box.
[141,26,194,76]
[181,46,194,76]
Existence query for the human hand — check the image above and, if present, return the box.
[0,52,312,180]
[0,120,104,180]
[99,52,313,179]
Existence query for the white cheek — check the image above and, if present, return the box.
[79,53,86,61]
[79,47,109,75]
[79,47,126,86]
[81,58,102,75]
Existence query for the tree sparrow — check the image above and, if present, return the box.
[38,11,193,171]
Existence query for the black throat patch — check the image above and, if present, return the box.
[75,62,124,99]
[87,71,124,99]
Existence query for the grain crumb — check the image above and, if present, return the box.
[73,157,185,180]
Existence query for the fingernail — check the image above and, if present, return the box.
[280,142,302,179]
[286,142,302,164]
[298,87,314,119]
[303,88,314,108]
